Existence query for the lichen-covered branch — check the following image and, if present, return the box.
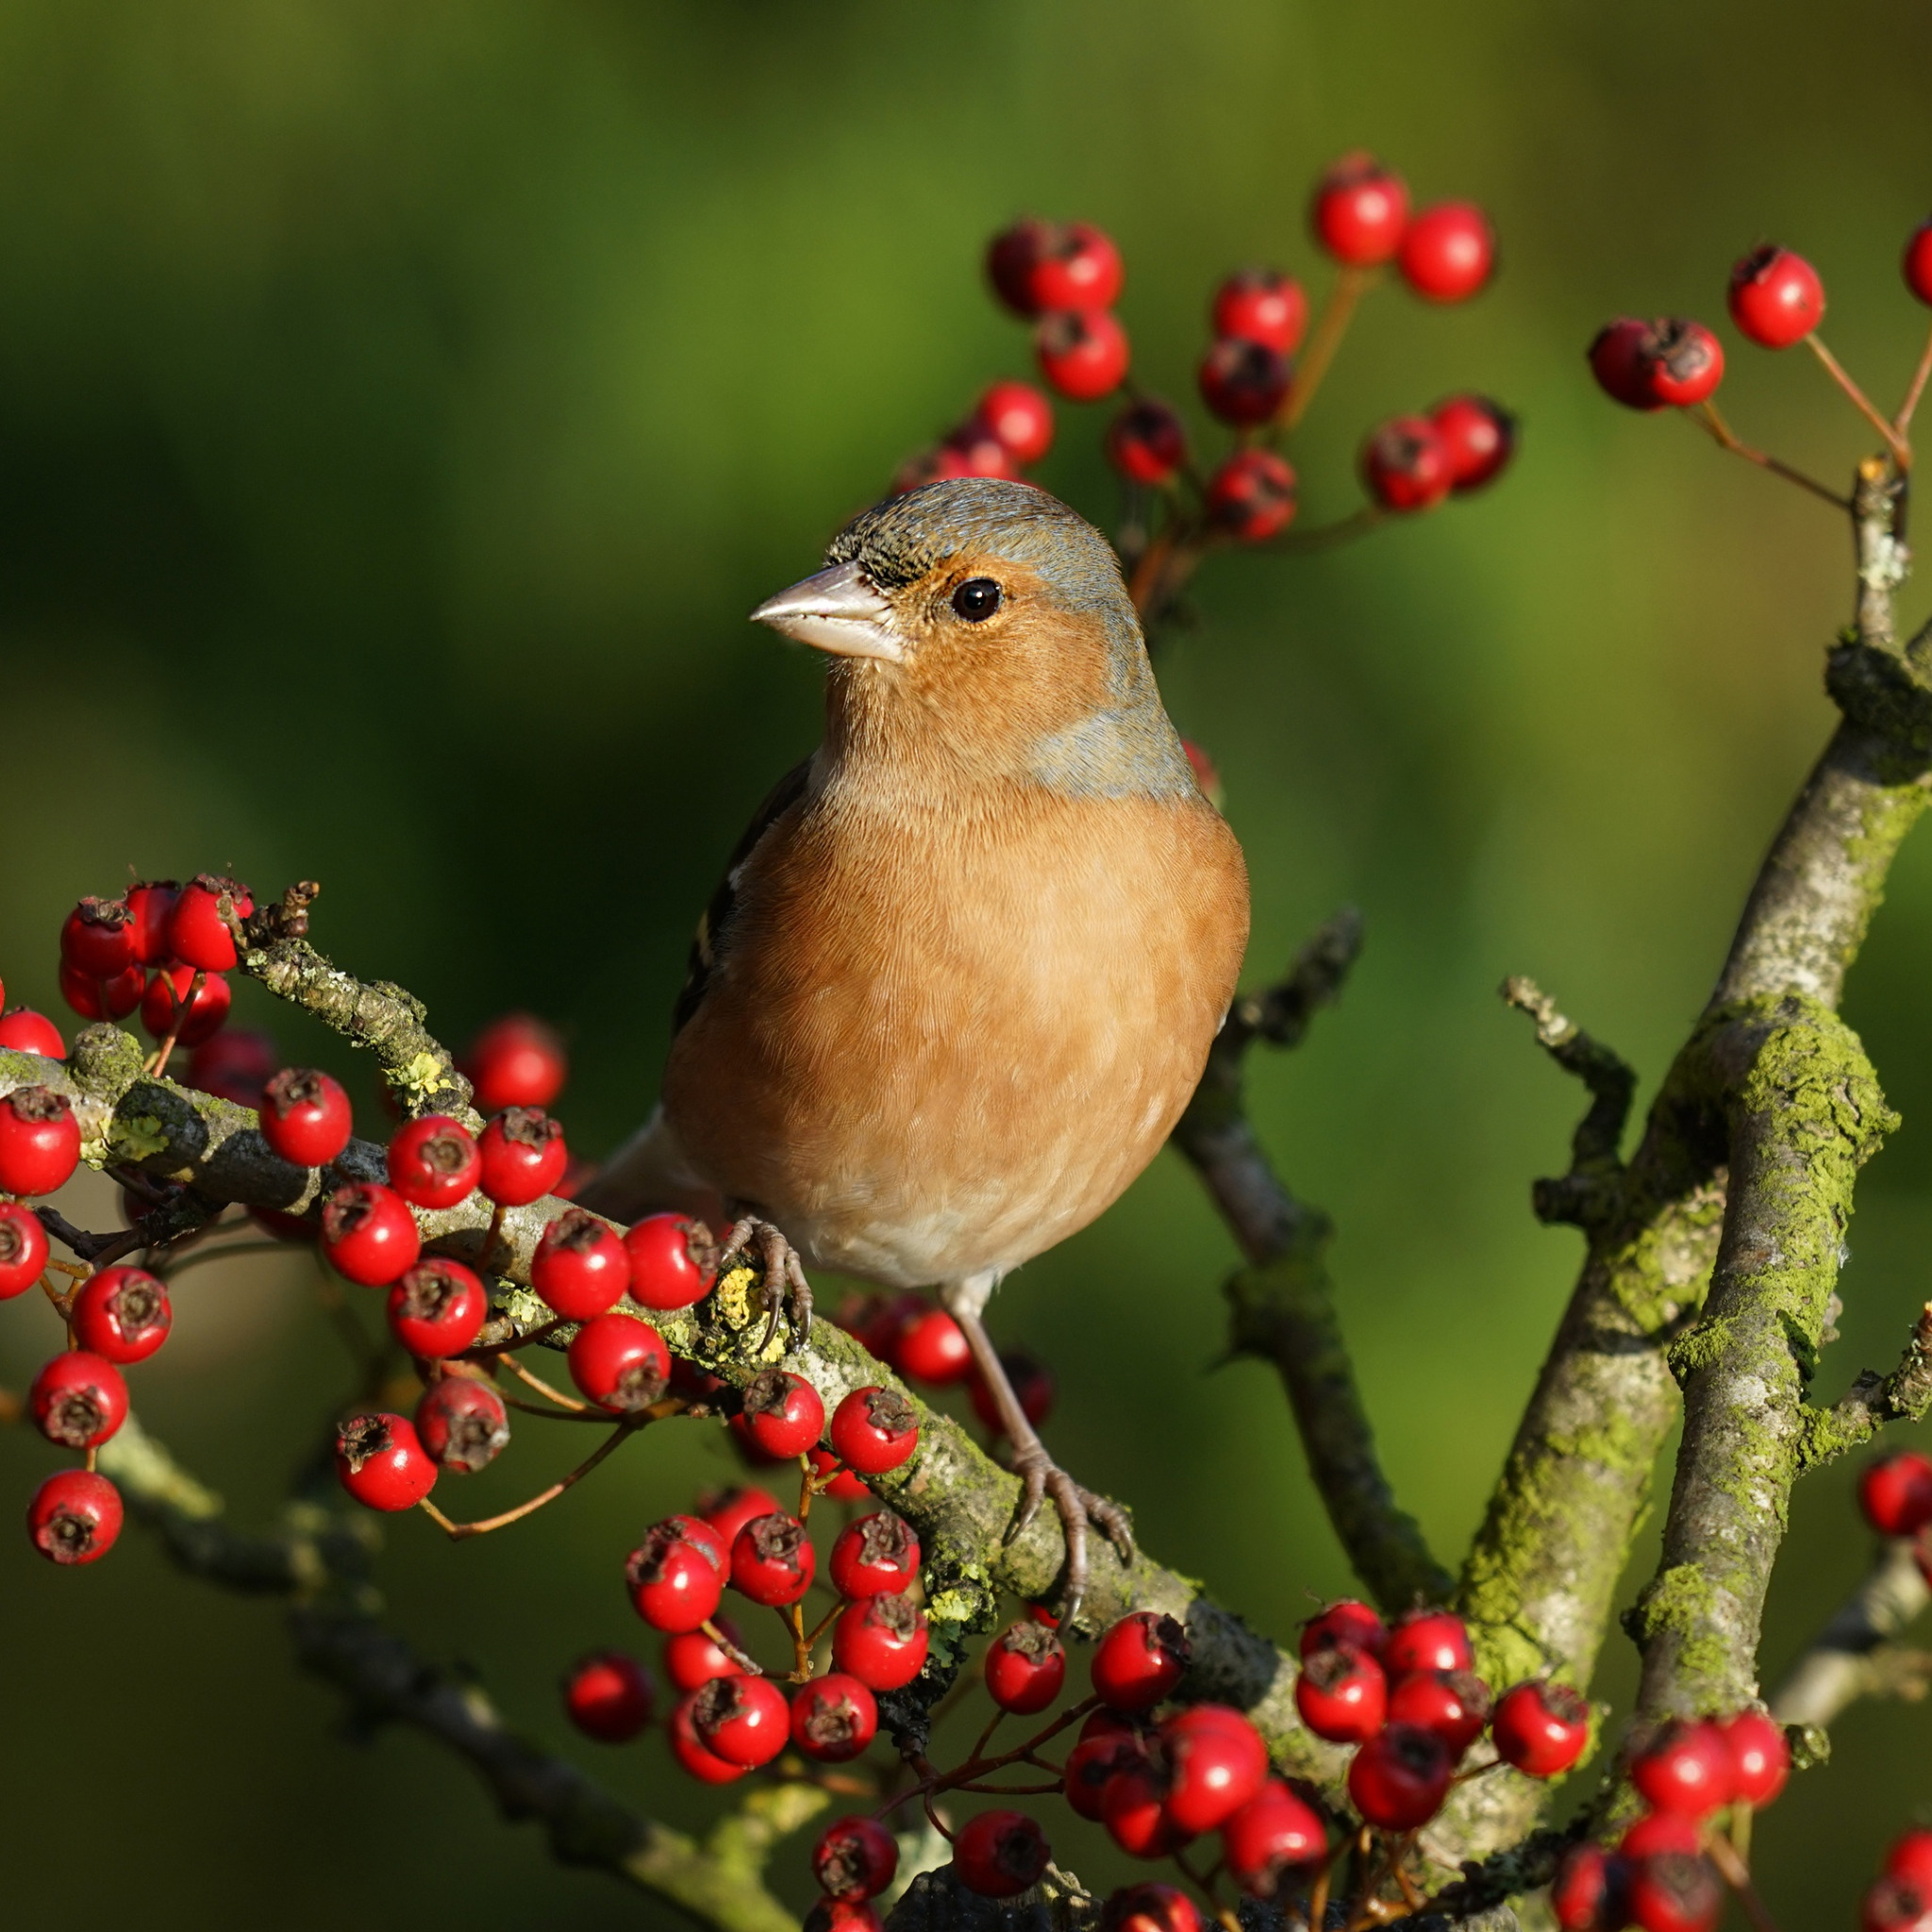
[1173,909,1455,1612]
[1770,1539,1932,1730]
[1797,1301,1932,1471]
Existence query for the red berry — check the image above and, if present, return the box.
[968,1349,1056,1435]
[1092,1610,1191,1711]
[813,1815,898,1900]
[30,1348,128,1448]
[415,1374,509,1472]
[1889,1831,1932,1891]
[26,1467,123,1564]
[1385,1607,1474,1675]
[1159,1705,1266,1835]
[668,1689,748,1784]
[954,1809,1050,1898]
[984,1619,1066,1714]
[1065,1724,1147,1821]
[335,1411,438,1509]
[1861,1449,1932,1536]
[1865,1877,1932,1932]
[987,218,1052,317]
[562,1650,655,1742]
[0,1198,50,1298]
[168,874,253,972]
[0,1085,80,1196]
[58,961,145,1023]
[387,1114,481,1209]
[1589,317,1664,410]
[1107,399,1190,487]
[890,1305,974,1385]
[809,1446,872,1501]
[1212,268,1307,355]
[933,424,1018,482]
[1197,338,1291,428]
[1728,244,1824,349]
[185,1027,278,1106]
[1300,1598,1388,1659]
[568,1311,672,1411]
[691,1671,791,1768]
[1028,222,1124,313]
[70,1265,172,1363]
[623,1211,718,1309]
[830,1511,921,1598]
[832,1589,929,1690]
[1220,1778,1325,1897]
[807,1897,884,1930]
[791,1674,879,1763]
[1552,1844,1630,1931]
[1630,1720,1734,1818]
[463,1012,567,1113]
[1034,310,1130,403]
[1294,1644,1387,1743]
[699,1485,783,1553]
[731,1511,816,1607]
[1398,201,1494,302]
[320,1181,421,1287]
[627,1520,725,1632]
[830,1384,918,1474]
[1311,153,1409,266]
[124,880,179,966]
[1361,415,1454,512]
[1347,1721,1454,1830]
[665,1621,745,1693]
[1102,1883,1200,1932]
[1430,394,1517,493]
[1907,219,1932,307]
[1387,1668,1491,1758]
[1491,1679,1590,1778]
[387,1257,489,1358]
[60,897,136,977]
[1621,1811,1702,1860]
[975,380,1056,466]
[1104,1757,1188,1858]
[1717,1708,1788,1807]
[258,1068,353,1167]
[1626,1852,1722,1932]
[1629,319,1724,408]
[0,1008,64,1058]
[476,1107,568,1206]
[1205,449,1297,541]
[530,1207,631,1320]
[141,965,231,1045]
[739,1367,825,1457]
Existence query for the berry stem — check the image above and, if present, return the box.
[497,1351,591,1412]
[1689,402,1852,508]
[478,1201,507,1274]
[1706,1831,1784,1932]
[1895,319,1932,440]
[147,970,204,1079]
[1269,504,1387,554]
[966,1707,1005,1767]
[1279,264,1374,433]
[1806,334,1912,468]
[698,1618,763,1676]
[417,1418,639,1539]
[795,1451,816,1527]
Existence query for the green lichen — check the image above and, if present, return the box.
[1667,1316,1738,1384]
[1627,1564,1730,1687]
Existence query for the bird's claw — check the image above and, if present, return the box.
[1006,1441,1134,1629]
[717,1215,813,1354]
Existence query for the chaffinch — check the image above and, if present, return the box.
[588,476,1249,1613]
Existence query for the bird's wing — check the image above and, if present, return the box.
[671,757,812,1036]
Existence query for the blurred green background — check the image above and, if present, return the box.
[2,0,1930,1923]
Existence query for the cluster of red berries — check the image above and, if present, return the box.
[1551,1712,1789,1932]
[840,1291,1054,1441]
[892,152,1512,550]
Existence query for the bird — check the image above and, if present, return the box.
[583,475,1250,1617]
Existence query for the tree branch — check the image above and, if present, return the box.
[1770,1538,1932,1731]
[1797,1301,1932,1471]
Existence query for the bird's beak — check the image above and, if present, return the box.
[750,560,903,662]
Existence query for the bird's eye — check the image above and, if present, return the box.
[950,577,1003,623]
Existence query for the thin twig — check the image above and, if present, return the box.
[1690,401,1852,508]
[1280,265,1373,432]
[1807,335,1911,468]
[498,1353,590,1412]
[418,1420,639,1539]
[1897,319,1932,439]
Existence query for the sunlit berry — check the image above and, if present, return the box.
[1348,1721,1454,1830]
[141,965,231,1046]
[531,1207,631,1320]
[1630,1719,1734,1818]
[1361,416,1454,512]
[1203,448,1297,542]
[731,1510,816,1607]
[30,1348,128,1448]
[691,1671,791,1768]
[1398,202,1494,302]
[624,1211,718,1309]
[258,1068,353,1168]
[0,1007,64,1057]
[1389,1668,1491,1757]
[415,1374,509,1472]
[1717,1708,1789,1807]
[1160,1704,1267,1834]
[809,1446,871,1501]
[739,1368,825,1458]
[1728,244,1824,348]
[563,1650,655,1742]
[791,1674,879,1764]
[814,1814,898,1900]
[830,1385,918,1474]
[1029,223,1124,312]
[1430,394,1517,493]
[985,1619,1066,1714]
[1300,1598,1387,1659]
[1295,1643,1386,1742]
[628,1520,725,1632]
[477,1107,568,1206]
[1626,1852,1723,1932]
[463,1012,567,1113]
[27,1468,123,1565]
[975,380,1056,466]
[1035,310,1130,402]
[890,1305,974,1385]
[387,1257,489,1357]
[71,1265,172,1363]
[0,1085,80,1195]
[1621,1811,1703,1861]
[954,1809,1050,1898]
[832,1589,929,1690]
[934,425,1018,481]
[1491,1679,1590,1778]
[387,1114,481,1209]
[335,1411,438,1509]
[0,1198,50,1298]
[1632,319,1724,408]
[1103,1757,1187,1858]
[695,1485,779,1556]
[665,1620,746,1693]
[58,961,145,1023]
[1106,399,1190,487]
[1212,268,1307,355]
[1102,1882,1200,1932]
[1387,1607,1474,1674]
[1311,153,1409,265]
[60,897,136,978]
[1889,1830,1932,1892]
[568,1311,672,1411]
[830,1511,921,1599]
[124,880,179,966]
[168,874,253,973]
[1220,1778,1326,1898]
[1860,1449,1932,1537]
[1092,1609,1190,1711]
[1863,1875,1932,1932]
[320,1181,421,1287]
[669,1689,748,1784]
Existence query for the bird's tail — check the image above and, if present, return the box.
[573,1106,726,1227]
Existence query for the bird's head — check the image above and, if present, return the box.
[750,477,1195,798]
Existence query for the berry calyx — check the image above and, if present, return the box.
[668,1690,748,1784]
[567,1311,672,1411]
[140,966,231,1046]
[984,1618,1066,1714]
[0,1085,81,1196]
[1430,394,1517,492]
[1860,1449,1932,1537]
[70,1265,172,1363]
[623,1211,718,1310]
[26,1468,124,1564]
[665,1621,746,1692]
[30,1348,128,1448]
[1491,1679,1591,1778]
[627,1520,725,1631]
[1630,1719,1734,1818]
[1360,416,1454,512]
[1220,1778,1326,1898]
[335,1411,439,1510]
[1907,219,1932,308]
[0,1008,64,1058]
[463,1012,567,1113]
[1205,450,1297,541]
[730,1511,816,1607]
[1716,1707,1789,1807]
[1311,153,1409,266]
[415,1375,509,1472]
[953,1809,1050,1899]
[1212,268,1307,355]
[1092,1609,1191,1711]
[791,1674,879,1763]
[168,874,253,973]
[1728,244,1824,348]
[1626,1852,1723,1932]
[1300,1598,1388,1659]
[1197,338,1291,427]
[1385,1607,1474,1675]
[59,896,136,977]
[739,1368,825,1458]
[698,1484,782,1553]
[1397,201,1494,302]
[1628,319,1724,408]
[476,1107,568,1206]
[387,1114,481,1209]
[829,1385,919,1474]
[1347,1721,1454,1830]
[320,1181,422,1287]
[1294,1643,1387,1743]
[0,1199,51,1298]
[832,1589,929,1690]
[691,1671,791,1768]
[531,1207,632,1320]
[1159,1705,1267,1835]
[258,1068,353,1168]
[562,1650,655,1742]
[1386,1668,1491,1757]
[1034,310,1131,403]
[975,380,1056,466]
[830,1511,921,1598]
[386,1257,490,1358]
[1106,399,1190,488]
[813,1815,898,1901]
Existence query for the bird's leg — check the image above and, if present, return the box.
[717,1214,813,1353]
[939,1275,1134,1629]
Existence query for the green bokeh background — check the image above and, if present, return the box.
[2,1,1930,1923]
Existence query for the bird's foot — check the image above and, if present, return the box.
[716,1214,813,1354]
[1007,1441,1134,1629]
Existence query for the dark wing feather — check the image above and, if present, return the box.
[671,758,812,1036]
